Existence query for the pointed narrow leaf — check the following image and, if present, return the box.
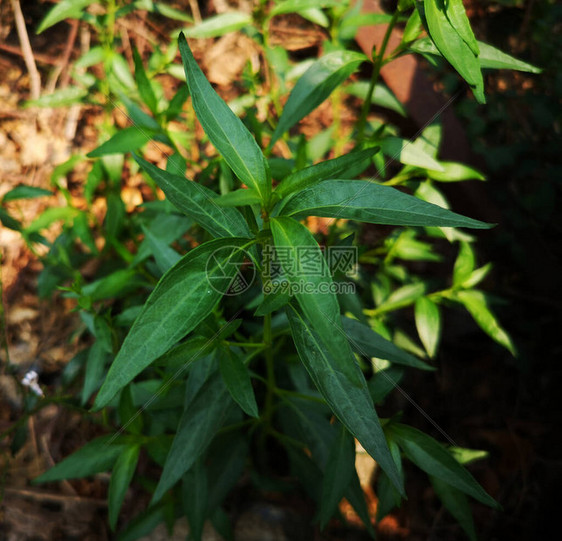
[2,185,53,202]
[152,370,233,502]
[132,47,158,114]
[431,476,478,541]
[215,188,262,207]
[381,137,445,171]
[270,51,366,146]
[37,0,93,33]
[218,348,258,418]
[134,155,250,238]
[453,241,475,286]
[182,12,252,38]
[93,238,249,409]
[445,0,479,56]
[271,0,340,16]
[388,423,498,508]
[318,425,356,528]
[141,224,181,273]
[178,33,270,201]
[280,180,491,229]
[182,462,208,541]
[427,161,485,182]
[286,305,404,495]
[274,147,379,199]
[454,290,516,355]
[270,217,362,386]
[87,127,156,158]
[414,297,441,358]
[34,435,127,483]
[422,0,485,103]
[342,317,434,370]
[108,444,140,530]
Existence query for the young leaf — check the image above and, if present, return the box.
[427,162,486,182]
[215,188,262,207]
[87,127,157,158]
[182,12,252,39]
[274,147,379,200]
[134,155,251,238]
[387,423,498,508]
[37,0,93,33]
[182,462,208,541]
[2,185,53,202]
[318,424,356,528]
[453,241,475,286]
[152,369,233,502]
[270,0,340,16]
[444,0,479,56]
[286,304,404,495]
[34,435,127,483]
[108,444,140,530]
[422,0,485,103]
[342,317,434,370]
[178,33,270,202]
[415,297,441,358]
[141,224,181,274]
[81,341,110,405]
[270,50,366,146]
[93,238,250,409]
[430,476,478,541]
[376,439,404,520]
[218,347,259,418]
[270,217,363,387]
[454,290,516,355]
[280,179,492,229]
[132,47,158,115]
[381,137,445,172]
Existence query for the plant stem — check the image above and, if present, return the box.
[263,311,274,423]
[356,9,400,143]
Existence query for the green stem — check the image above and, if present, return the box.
[356,9,400,143]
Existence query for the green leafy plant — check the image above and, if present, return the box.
[4,0,541,539]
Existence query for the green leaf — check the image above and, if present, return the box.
[132,47,158,115]
[24,86,88,108]
[346,81,407,117]
[280,179,492,229]
[135,0,193,22]
[134,155,251,238]
[274,147,379,200]
[318,424,356,528]
[2,185,53,202]
[87,127,156,158]
[182,462,208,541]
[422,0,485,103]
[182,12,252,38]
[218,347,258,418]
[254,287,291,316]
[342,317,434,370]
[108,444,140,530]
[152,368,233,502]
[166,85,190,121]
[93,238,250,409]
[270,0,340,16]
[453,241,475,286]
[376,439,403,520]
[381,137,445,171]
[476,41,541,73]
[0,208,22,231]
[286,304,404,496]
[24,207,78,234]
[178,33,270,202]
[270,217,362,387]
[270,50,366,146]
[388,423,498,508]
[444,0,479,56]
[37,0,93,33]
[427,162,485,182]
[215,188,262,207]
[141,224,181,273]
[431,476,478,541]
[115,501,169,541]
[34,435,127,483]
[410,38,541,73]
[415,297,441,358]
[81,341,110,404]
[454,290,516,355]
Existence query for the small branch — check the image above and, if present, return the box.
[10,0,41,99]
